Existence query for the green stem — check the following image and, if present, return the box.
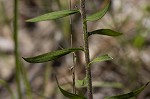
[80,0,93,99]
[13,0,22,98]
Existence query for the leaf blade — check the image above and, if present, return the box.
[89,54,113,65]
[55,76,87,99]
[23,48,83,63]
[87,1,110,21]
[76,81,123,89]
[88,29,123,37]
[26,10,79,22]
[104,81,150,99]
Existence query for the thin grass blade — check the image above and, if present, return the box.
[0,79,15,99]
[104,81,150,99]
[27,10,79,22]
[87,1,110,21]
[23,48,83,63]
[88,29,123,37]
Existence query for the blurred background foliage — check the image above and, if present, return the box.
[0,0,150,99]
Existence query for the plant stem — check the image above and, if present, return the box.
[13,0,22,98]
[80,0,93,99]
[69,0,76,94]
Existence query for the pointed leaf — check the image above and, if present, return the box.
[104,81,150,99]
[87,1,110,21]
[23,48,83,63]
[0,79,15,99]
[88,29,123,37]
[26,10,79,22]
[55,76,87,99]
[89,54,113,65]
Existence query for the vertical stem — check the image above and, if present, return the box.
[56,0,61,9]
[13,0,22,98]
[69,0,76,94]
[80,0,93,99]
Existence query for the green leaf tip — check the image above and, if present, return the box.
[55,76,87,99]
[23,48,83,63]
[76,77,87,87]
[104,81,150,99]
[87,0,110,21]
[26,10,80,22]
[88,29,123,37]
[89,54,113,65]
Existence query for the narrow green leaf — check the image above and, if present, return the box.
[23,48,83,63]
[87,1,110,21]
[89,54,113,65]
[0,79,15,99]
[104,81,150,99]
[91,81,123,89]
[55,76,87,99]
[26,10,79,22]
[75,81,123,89]
[88,29,123,37]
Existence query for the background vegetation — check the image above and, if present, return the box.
[0,0,150,99]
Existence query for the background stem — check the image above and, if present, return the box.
[69,0,76,94]
[80,0,93,99]
[20,64,32,99]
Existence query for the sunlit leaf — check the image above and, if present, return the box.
[0,79,15,99]
[104,81,150,99]
[23,48,83,63]
[55,76,87,99]
[89,54,113,65]
[88,29,123,37]
[26,10,79,22]
[87,1,110,21]
[76,77,87,87]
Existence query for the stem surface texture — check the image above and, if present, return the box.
[80,0,93,99]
